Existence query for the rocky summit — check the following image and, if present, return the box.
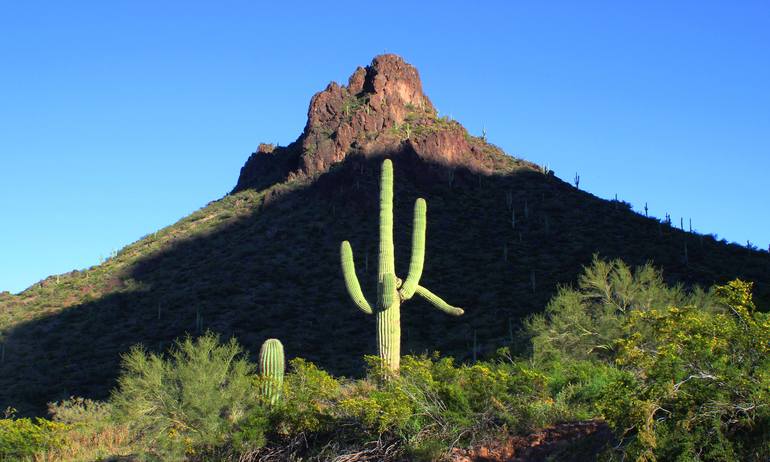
[234,54,528,192]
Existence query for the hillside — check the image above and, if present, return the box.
[1,54,768,416]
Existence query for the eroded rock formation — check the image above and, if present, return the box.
[234,54,526,192]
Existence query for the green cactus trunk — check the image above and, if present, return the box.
[259,338,284,405]
[376,161,401,371]
[341,159,464,373]
[376,299,401,371]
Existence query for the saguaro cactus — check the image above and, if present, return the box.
[340,159,464,372]
[259,338,284,405]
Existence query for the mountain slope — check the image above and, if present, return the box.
[1,55,768,415]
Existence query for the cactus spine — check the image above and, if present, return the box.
[259,338,284,405]
[340,159,464,372]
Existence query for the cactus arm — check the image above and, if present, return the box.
[379,272,397,310]
[378,159,397,311]
[415,285,464,316]
[399,198,426,300]
[340,241,373,314]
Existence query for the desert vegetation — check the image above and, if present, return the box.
[2,160,770,461]
[3,151,770,421]
[2,257,768,461]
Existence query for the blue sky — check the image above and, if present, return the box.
[1,1,769,294]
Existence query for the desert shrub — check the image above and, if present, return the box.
[41,397,132,461]
[15,404,132,462]
[216,353,578,460]
[48,396,112,433]
[338,353,571,452]
[0,410,68,459]
[110,332,258,459]
[527,258,770,460]
[338,377,415,435]
[527,256,720,363]
[542,358,628,419]
[230,406,270,453]
[276,358,341,435]
[601,280,770,461]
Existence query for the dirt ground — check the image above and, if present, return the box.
[450,420,613,462]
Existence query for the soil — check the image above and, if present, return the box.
[450,420,613,462]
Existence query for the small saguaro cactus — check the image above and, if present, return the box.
[259,338,284,405]
[340,159,464,372]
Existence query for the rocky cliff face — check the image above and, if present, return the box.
[234,54,531,192]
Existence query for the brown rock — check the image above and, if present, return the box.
[296,54,438,176]
[347,66,366,95]
[233,54,531,193]
[257,143,275,154]
[407,127,471,167]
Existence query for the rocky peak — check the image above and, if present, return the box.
[234,54,524,192]
[352,54,434,125]
[299,54,436,174]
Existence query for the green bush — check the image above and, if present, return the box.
[601,280,770,461]
[339,356,420,435]
[231,407,270,453]
[110,332,258,459]
[276,357,341,435]
[526,256,719,363]
[527,258,770,461]
[0,410,68,459]
[338,353,571,450]
[542,358,628,420]
[48,396,112,433]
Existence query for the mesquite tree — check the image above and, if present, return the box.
[340,159,464,372]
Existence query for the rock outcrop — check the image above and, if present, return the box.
[234,54,528,192]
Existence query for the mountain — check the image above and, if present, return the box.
[1,54,768,416]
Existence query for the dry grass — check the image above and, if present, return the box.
[32,424,135,462]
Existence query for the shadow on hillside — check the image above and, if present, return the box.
[3,149,769,416]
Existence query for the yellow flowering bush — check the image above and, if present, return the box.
[0,410,68,459]
[603,280,770,461]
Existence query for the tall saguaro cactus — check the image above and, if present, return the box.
[259,338,284,405]
[340,159,464,372]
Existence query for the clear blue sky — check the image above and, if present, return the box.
[1,1,769,294]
